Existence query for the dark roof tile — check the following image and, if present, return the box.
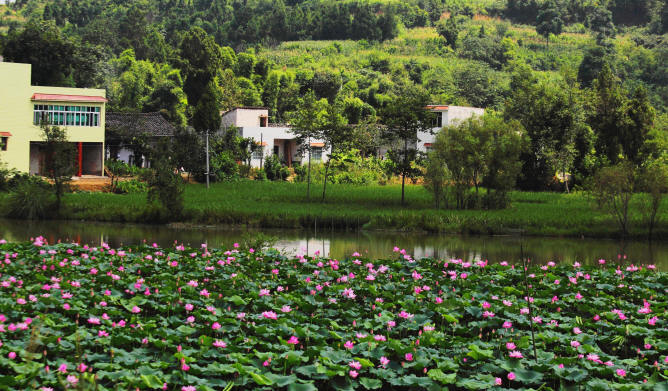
[106,112,176,138]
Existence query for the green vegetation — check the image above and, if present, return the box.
[2,181,667,239]
[0,240,665,389]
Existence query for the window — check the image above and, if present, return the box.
[310,147,323,161]
[33,105,101,127]
[0,137,7,151]
[433,113,443,128]
[260,116,268,127]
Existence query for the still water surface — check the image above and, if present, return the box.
[0,219,666,269]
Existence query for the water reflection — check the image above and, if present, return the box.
[0,219,665,269]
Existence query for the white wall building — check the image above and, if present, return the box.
[418,105,485,152]
[221,107,330,168]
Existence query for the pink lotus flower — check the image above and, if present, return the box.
[495,377,502,385]
[482,311,495,318]
[571,341,580,347]
[616,369,626,377]
[259,289,270,297]
[287,336,299,345]
[58,363,67,373]
[507,372,516,381]
[502,321,513,329]
[405,353,413,361]
[212,322,221,330]
[344,341,354,349]
[262,311,277,320]
[281,305,292,313]
[213,340,227,348]
[379,356,390,367]
[573,327,582,335]
[8,351,16,359]
[349,361,362,370]
[509,351,523,358]
[482,301,491,309]
[182,386,196,391]
[506,342,516,350]
[374,335,386,342]
[349,370,358,378]
[66,375,78,385]
[131,306,141,313]
[648,316,658,326]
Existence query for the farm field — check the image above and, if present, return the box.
[0,239,665,390]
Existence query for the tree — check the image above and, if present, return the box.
[536,1,563,48]
[381,84,433,206]
[319,103,351,202]
[622,87,655,166]
[288,91,328,200]
[436,16,460,49]
[3,20,75,86]
[41,123,75,212]
[592,163,635,237]
[178,27,223,133]
[637,161,668,241]
[588,63,628,165]
[145,140,184,220]
[587,6,615,45]
[423,149,450,209]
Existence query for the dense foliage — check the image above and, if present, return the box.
[0,0,666,196]
[0,240,665,389]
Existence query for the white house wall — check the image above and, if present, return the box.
[238,126,330,168]
[417,106,485,152]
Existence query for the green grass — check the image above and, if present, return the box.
[3,181,666,239]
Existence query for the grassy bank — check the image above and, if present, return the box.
[2,181,667,239]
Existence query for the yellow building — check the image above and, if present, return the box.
[0,62,106,175]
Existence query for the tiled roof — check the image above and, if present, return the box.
[105,112,176,138]
[32,93,107,103]
[425,105,449,111]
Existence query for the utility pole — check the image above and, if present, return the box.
[260,132,263,169]
[205,129,210,190]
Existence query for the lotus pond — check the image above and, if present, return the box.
[0,239,666,390]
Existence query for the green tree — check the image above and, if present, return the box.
[587,6,616,44]
[381,84,433,206]
[3,20,75,86]
[637,161,668,240]
[41,123,75,212]
[288,91,328,200]
[588,63,628,165]
[592,162,635,237]
[536,1,563,47]
[622,87,655,166]
[436,16,460,49]
[423,149,450,209]
[178,27,223,133]
[145,140,184,220]
[319,103,351,202]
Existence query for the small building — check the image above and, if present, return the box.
[220,107,329,168]
[0,62,107,176]
[105,112,177,167]
[419,105,485,152]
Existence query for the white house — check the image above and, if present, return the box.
[220,107,330,168]
[418,105,485,152]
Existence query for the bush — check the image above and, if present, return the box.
[592,163,635,236]
[6,181,55,219]
[0,162,17,192]
[211,151,238,181]
[264,155,290,181]
[145,143,185,219]
[114,179,148,194]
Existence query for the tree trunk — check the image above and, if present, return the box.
[307,136,311,201]
[563,168,569,193]
[401,139,408,206]
[322,159,330,202]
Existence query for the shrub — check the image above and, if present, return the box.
[0,161,17,192]
[264,155,290,181]
[6,181,55,219]
[115,179,148,194]
[145,142,184,219]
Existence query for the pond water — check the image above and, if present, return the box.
[0,218,666,269]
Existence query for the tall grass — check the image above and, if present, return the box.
[1,181,664,239]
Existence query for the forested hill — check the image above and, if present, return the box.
[0,0,666,126]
